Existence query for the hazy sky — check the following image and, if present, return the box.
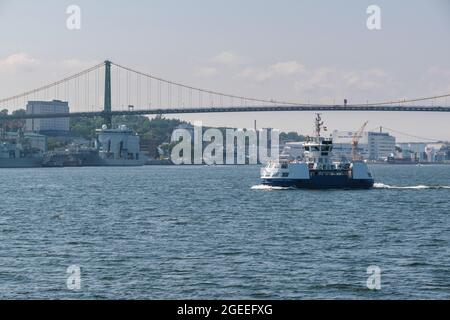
[0,0,449,141]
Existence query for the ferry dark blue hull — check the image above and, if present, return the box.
[262,176,374,189]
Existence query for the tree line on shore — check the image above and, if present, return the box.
[1,109,305,158]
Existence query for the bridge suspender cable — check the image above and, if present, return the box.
[0,60,450,114]
[109,62,306,106]
[0,62,105,105]
[109,61,450,107]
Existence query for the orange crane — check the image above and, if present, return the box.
[352,121,369,161]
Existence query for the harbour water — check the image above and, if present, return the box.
[0,165,449,299]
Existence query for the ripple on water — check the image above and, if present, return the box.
[0,165,448,299]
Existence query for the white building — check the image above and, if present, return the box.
[26,100,70,133]
[332,130,395,161]
[367,132,396,161]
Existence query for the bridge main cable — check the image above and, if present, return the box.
[110,61,306,106]
[0,62,105,106]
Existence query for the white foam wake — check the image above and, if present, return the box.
[374,183,450,190]
[251,184,294,190]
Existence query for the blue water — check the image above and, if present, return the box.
[0,165,449,299]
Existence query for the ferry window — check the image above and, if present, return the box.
[304,146,310,151]
[282,173,289,177]
[313,146,320,151]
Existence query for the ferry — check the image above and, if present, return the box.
[260,114,374,189]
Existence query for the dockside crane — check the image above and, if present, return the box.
[352,121,369,161]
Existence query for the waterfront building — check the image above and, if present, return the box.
[397,142,427,162]
[367,131,396,161]
[26,100,70,133]
[332,130,369,161]
[425,143,446,162]
[332,130,395,161]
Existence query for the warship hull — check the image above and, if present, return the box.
[43,150,147,167]
[95,159,147,166]
[0,157,43,168]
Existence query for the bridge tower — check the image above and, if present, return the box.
[104,60,112,128]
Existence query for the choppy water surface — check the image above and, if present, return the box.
[0,165,449,299]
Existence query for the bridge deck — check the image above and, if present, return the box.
[1,105,450,120]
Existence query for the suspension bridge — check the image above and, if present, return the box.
[0,60,449,128]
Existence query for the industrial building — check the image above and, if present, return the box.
[26,100,70,133]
